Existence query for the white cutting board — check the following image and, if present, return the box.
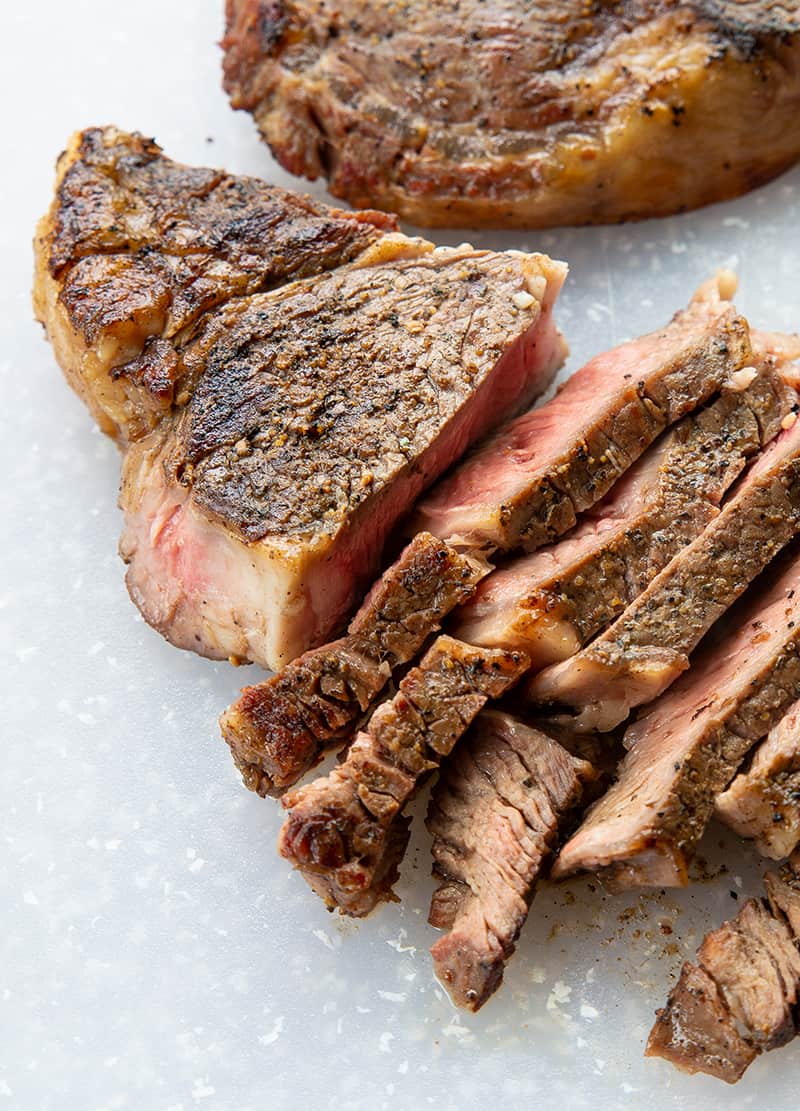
[1,4,799,1108]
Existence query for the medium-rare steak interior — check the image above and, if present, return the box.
[222,0,800,228]
[647,854,800,1083]
[553,547,800,889]
[221,277,757,794]
[452,356,792,665]
[528,411,800,730]
[413,274,751,551]
[35,127,567,670]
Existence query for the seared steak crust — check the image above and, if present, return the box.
[220,535,489,796]
[427,710,592,1010]
[162,244,565,546]
[413,276,752,552]
[529,415,800,730]
[33,127,394,442]
[453,359,793,665]
[553,550,800,889]
[716,698,800,860]
[279,637,529,916]
[223,0,800,227]
[647,855,800,1083]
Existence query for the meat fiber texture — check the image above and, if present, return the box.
[33,127,567,671]
[223,0,800,228]
[426,710,592,1011]
[553,548,800,890]
[528,409,800,730]
[647,854,800,1083]
[413,273,752,551]
[278,637,529,916]
[452,351,793,668]
[716,698,800,860]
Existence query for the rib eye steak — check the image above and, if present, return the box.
[34,128,566,670]
[223,0,800,228]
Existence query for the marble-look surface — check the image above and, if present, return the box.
[2,4,799,1108]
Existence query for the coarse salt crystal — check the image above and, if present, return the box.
[726,365,758,391]
[525,273,547,301]
[512,290,536,310]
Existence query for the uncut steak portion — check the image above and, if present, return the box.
[220,534,490,796]
[33,126,395,443]
[427,710,593,1010]
[119,242,566,669]
[222,0,800,228]
[413,275,752,551]
[647,854,800,1083]
[453,357,794,666]
[279,637,529,916]
[552,550,800,889]
[529,414,800,731]
[716,699,800,861]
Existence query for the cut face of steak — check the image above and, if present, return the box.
[119,241,564,670]
[222,0,800,228]
[552,551,800,889]
[36,128,566,671]
[647,855,800,1083]
[716,698,800,861]
[426,710,592,1010]
[33,127,395,443]
[219,535,490,796]
[529,414,800,731]
[453,359,794,666]
[279,637,529,916]
[412,275,752,552]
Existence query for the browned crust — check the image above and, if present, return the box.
[32,126,394,443]
[222,0,800,227]
[220,535,489,795]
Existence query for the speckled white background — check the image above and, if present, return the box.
[2,4,800,1109]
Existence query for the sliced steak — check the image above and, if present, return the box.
[646,962,757,1083]
[413,275,752,551]
[716,699,800,860]
[426,710,592,1010]
[116,237,565,670]
[220,535,489,796]
[223,0,800,228]
[765,853,800,937]
[279,637,529,916]
[552,550,800,888]
[647,856,800,1083]
[33,126,395,443]
[529,414,800,731]
[453,359,794,666]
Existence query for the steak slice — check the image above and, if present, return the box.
[117,239,566,670]
[452,358,794,666]
[220,535,490,796]
[646,962,757,1083]
[278,637,529,916]
[426,710,593,1010]
[529,413,800,731]
[552,550,800,889]
[716,699,800,861]
[33,126,396,443]
[647,855,800,1083]
[765,854,800,937]
[412,275,752,551]
[222,0,800,228]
